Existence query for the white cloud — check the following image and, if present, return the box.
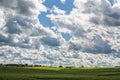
[60,0,66,4]
[47,0,120,66]
[0,0,62,64]
[50,6,66,15]
[0,0,120,67]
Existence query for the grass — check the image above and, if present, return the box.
[0,66,120,80]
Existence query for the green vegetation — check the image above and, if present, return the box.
[0,66,120,80]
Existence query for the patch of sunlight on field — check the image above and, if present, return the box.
[25,66,63,70]
[24,66,116,70]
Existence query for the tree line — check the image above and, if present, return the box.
[0,64,42,67]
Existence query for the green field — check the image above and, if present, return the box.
[0,66,120,80]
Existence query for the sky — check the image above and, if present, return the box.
[0,0,120,67]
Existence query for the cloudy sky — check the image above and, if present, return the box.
[0,0,120,67]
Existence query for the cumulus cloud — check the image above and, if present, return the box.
[48,0,120,53]
[41,36,60,47]
[0,0,58,48]
[0,0,120,67]
[47,0,120,66]
[60,0,66,4]
[0,0,62,65]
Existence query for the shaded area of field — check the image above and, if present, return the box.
[0,66,120,80]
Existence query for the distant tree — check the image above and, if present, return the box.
[65,66,73,69]
[25,64,28,67]
[115,66,120,67]
[81,65,84,68]
[59,65,63,68]
[0,64,3,66]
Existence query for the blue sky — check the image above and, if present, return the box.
[39,0,74,41]
[39,0,115,27]
[39,0,114,41]
[39,0,74,27]
[109,0,116,5]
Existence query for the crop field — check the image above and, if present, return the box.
[0,66,120,80]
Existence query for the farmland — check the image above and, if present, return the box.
[0,66,120,80]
